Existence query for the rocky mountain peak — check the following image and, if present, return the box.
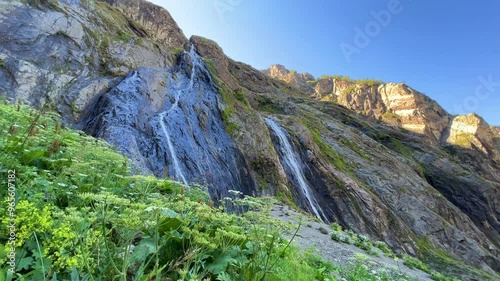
[264,64,315,93]
[190,35,239,90]
[446,113,499,160]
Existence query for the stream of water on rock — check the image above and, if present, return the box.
[265,118,326,221]
[157,45,202,186]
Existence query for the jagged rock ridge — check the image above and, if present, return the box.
[265,65,500,162]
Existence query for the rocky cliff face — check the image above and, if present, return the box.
[262,64,315,94]
[445,114,499,159]
[98,0,188,49]
[1,1,499,280]
[266,67,500,162]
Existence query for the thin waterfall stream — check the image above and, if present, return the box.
[265,118,326,221]
[157,45,201,186]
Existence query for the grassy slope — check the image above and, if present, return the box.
[0,102,338,281]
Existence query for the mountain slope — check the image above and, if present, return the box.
[265,65,500,162]
[0,1,498,280]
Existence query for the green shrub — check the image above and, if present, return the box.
[381,112,402,122]
[430,272,461,281]
[330,222,342,232]
[374,241,393,257]
[403,255,431,273]
[235,89,250,106]
[353,235,373,253]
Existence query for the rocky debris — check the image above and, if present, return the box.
[270,204,434,281]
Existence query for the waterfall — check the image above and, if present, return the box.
[86,43,256,199]
[159,112,188,185]
[156,45,202,186]
[265,118,326,221]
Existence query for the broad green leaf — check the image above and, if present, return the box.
[19,149,46,164]
[71,266,80,281]
[16,256,33,271]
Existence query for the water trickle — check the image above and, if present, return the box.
[265,118,326,221]
[156,46,202,186]
[159,111,188,185]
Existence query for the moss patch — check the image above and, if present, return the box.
[453,132,475,147]
[381,111,402,122]
[416,237,496,280]
[202,58,245,136]
[255,94,285,114]
[340,138,369,159]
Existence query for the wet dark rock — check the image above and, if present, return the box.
[83,49,256,200]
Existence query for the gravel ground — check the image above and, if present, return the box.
[270,203,433,281]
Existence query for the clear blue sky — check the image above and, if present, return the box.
[149,0,500,125]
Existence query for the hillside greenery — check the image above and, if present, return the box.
[0,101,334,281]
[0,101,459,281]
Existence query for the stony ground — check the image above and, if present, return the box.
[270,203,433,281]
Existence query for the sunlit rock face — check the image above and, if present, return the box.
[263,64,316,94]
[445,113,499,160]
[266,67,500,161]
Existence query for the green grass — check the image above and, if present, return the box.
[169,46,185,56]
[415,237,497,281]
[372,133,414,159]
[317,76,382,87]
[320,75,352,82]
[355,79,383,86]
[115,31,132,42]
[403,255,431,274]
[453,132,474,147]
[311,130,349,172]
[255,94,285,114]
[342,84,357,96]
[337,254,417,281]
[234,89,250,107]
[298,118,351,173]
